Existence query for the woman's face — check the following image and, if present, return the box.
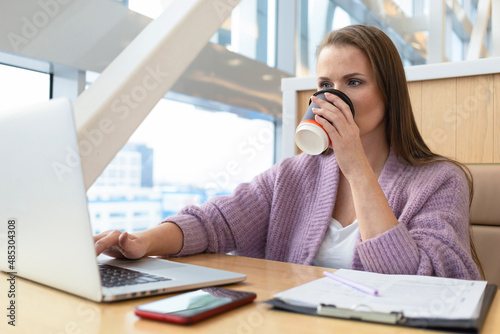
[316,45,386,141]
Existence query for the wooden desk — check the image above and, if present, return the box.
[1,254,499,334]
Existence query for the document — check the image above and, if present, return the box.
[274,269,487,320]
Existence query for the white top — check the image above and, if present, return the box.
[313,218,359,269]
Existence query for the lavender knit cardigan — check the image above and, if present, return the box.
[165,149,481,280]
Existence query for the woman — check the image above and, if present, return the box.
[95,25,482,280]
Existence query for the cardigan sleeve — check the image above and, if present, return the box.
[352,163,481,280]
[162,161,279,258]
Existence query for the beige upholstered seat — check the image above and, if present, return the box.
[468,165,500,286]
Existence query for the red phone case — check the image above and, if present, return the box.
[134,290,256,325]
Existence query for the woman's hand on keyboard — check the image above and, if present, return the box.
[94,230,147,259]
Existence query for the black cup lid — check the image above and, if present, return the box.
[309,88,355,117]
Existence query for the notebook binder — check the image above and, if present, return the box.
[266,283,497,333]
[317,304,403,324]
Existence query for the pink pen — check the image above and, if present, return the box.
[323,271,379,297]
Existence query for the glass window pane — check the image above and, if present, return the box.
[125,0,278,68]
[88,95,275,234]
[0,64,50,111]
[212,0,277,67]
[331,7,352,31]
[393,0,414,17]
[450,29,463,62]
[297,0,492,74]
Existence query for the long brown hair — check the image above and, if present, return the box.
[317,24,484,278]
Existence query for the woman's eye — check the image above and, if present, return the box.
[319,82,332,88]
[348,79,361,86]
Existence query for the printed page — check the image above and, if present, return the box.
[274,269,487,319]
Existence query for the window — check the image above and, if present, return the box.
[125,0,278,68]
[212,0,278,67]
[88,94,275,234]
[0,64,50,111]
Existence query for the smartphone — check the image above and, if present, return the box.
[134,287,256,325]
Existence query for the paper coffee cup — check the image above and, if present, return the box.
[295,121,330,155]
[295,89,355,155]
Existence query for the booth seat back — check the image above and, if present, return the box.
[468,164,500,286]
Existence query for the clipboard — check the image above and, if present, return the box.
[265,284,497,333]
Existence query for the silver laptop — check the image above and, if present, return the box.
[0,98,246,302]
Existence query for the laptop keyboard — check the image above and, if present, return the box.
[99,264,171,288]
